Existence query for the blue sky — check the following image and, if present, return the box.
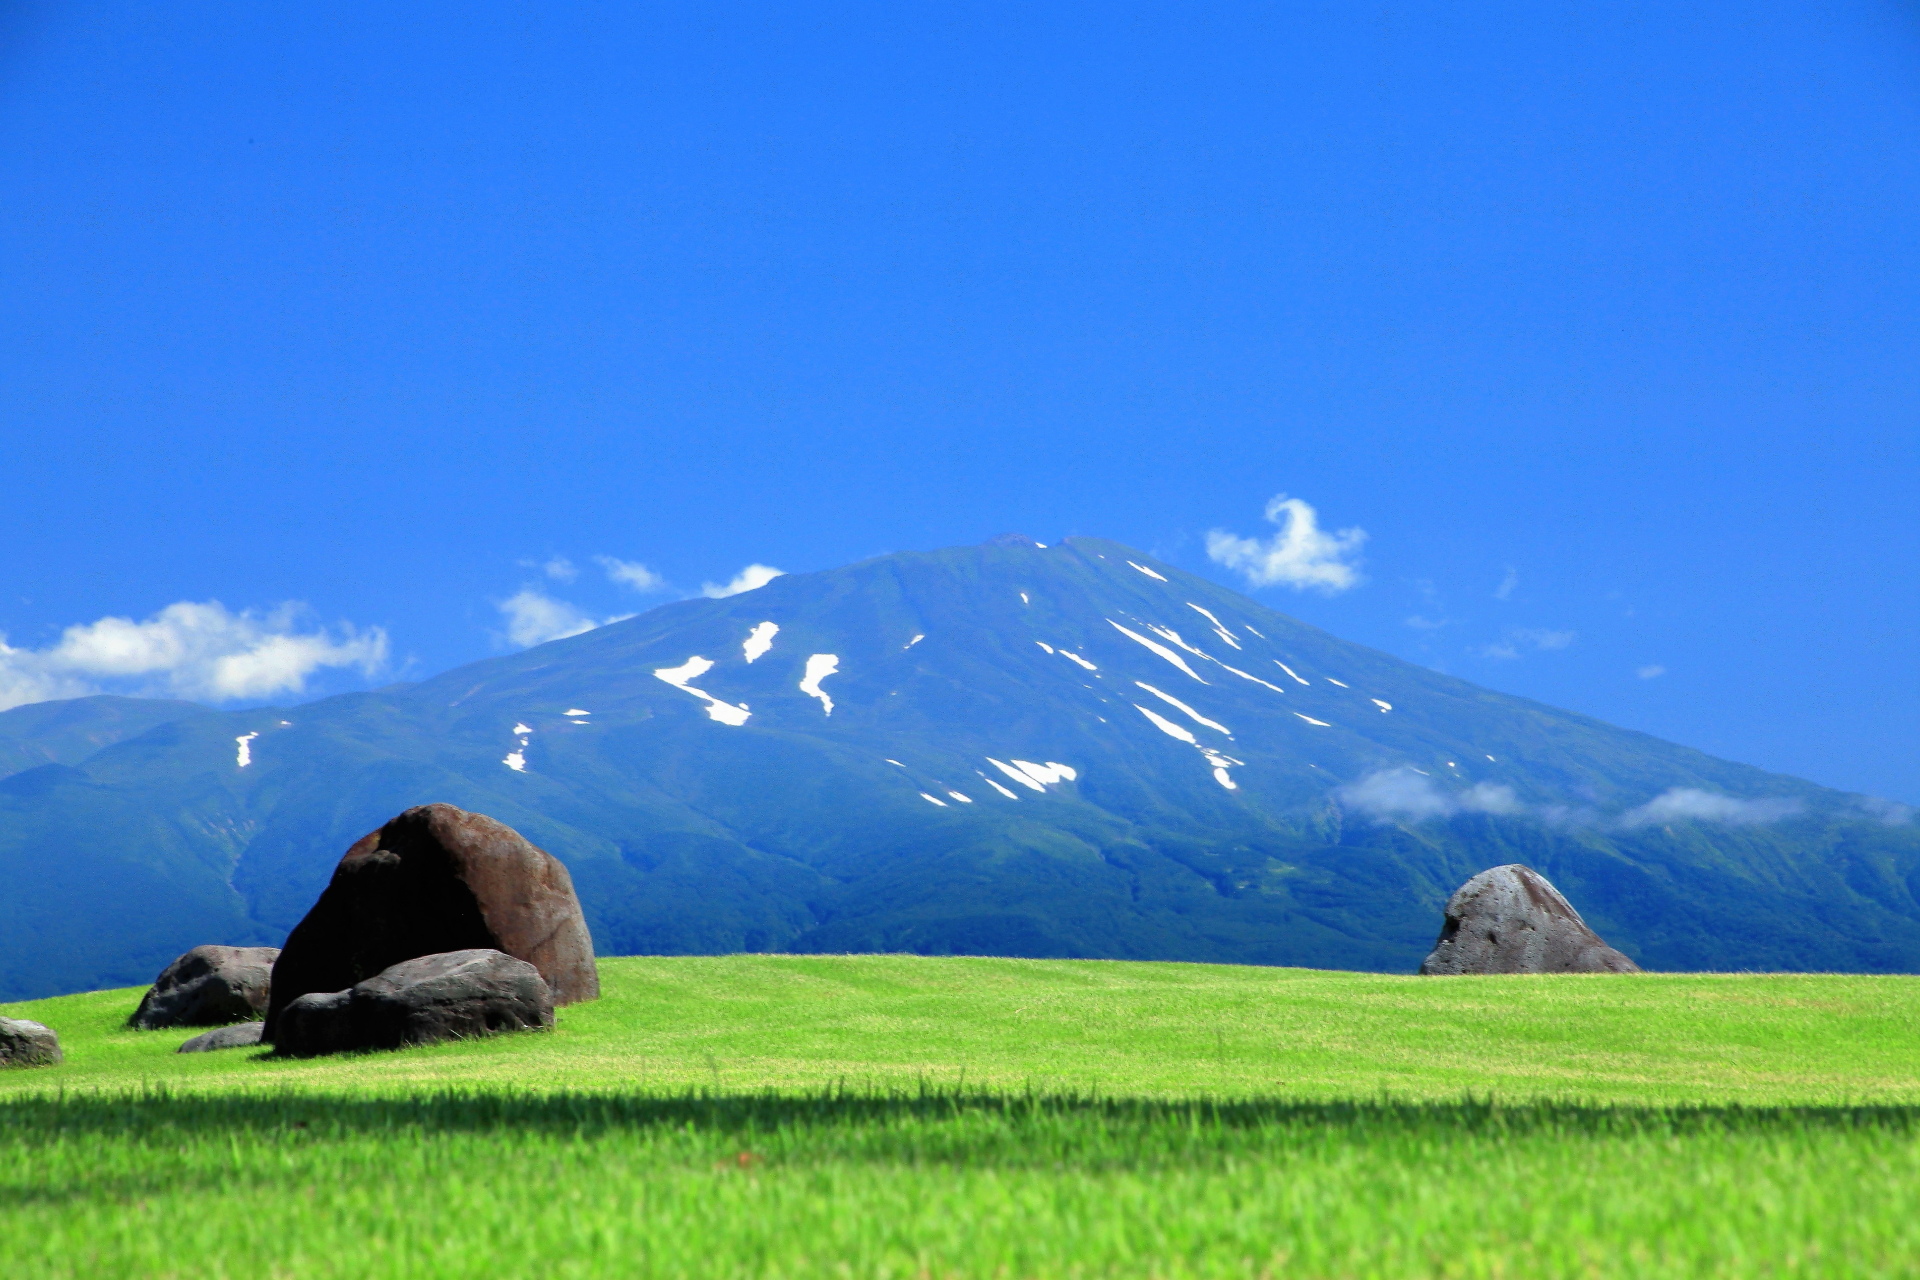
[2,2,1916,802]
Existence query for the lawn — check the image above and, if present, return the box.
[3,955,1919,1277]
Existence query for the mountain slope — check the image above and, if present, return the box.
[3,536,1916,999]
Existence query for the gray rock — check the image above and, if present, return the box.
[130,945,280,1029]
[264,804,597,1043]
[177,1021,266,1053]
[0,1017,62,1067]
[1420,864,1641,975]
[274,949,553,1058]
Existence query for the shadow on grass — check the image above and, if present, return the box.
[4,1085,1918,1140]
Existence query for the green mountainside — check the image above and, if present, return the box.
[2,536,1916,1000]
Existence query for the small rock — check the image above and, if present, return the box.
[0,1017,62,1067]
[177,1021,266,1053]
[264,804,597,1042]
[1420,864,1641,975]
[130,945,281,1029]
[275,949,553,1059]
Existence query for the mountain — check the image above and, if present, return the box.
[3,536,1916,1001]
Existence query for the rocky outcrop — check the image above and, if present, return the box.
[274,949,553,1058]
[1420,864,1641,975]
[129,945,279,1029]
[178,1022,266,1053]
[0,1017,62,1067]
[263,804,597,1042]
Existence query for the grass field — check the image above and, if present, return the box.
[4,955,1919,1277]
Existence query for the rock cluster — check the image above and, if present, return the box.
[264,803,597,1042]
[1420,864,1640,975]
[0,1017,62,1067]
[129,945,279,1029]
[274,949,553,1058]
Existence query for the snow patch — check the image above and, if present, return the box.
[1243,624,1265,638]
[1212,768,1238,790]
[1134,704,1198,745]
[1013,760,1077,787]
[1211,661,1287,693]
[1134,682,1231,735]
[980,775,1021,800]
[1128,561,1168,581]
[235,732,258,768]
[905,634,925,649]
[512,722,532,735]
[1019,592,1030,605]
[987,757,1046,792]
[799,654,840,715]
[1186,604,1241,649]
[654,656,752,726]
[565,708,590,716]
[1035,641,1055,654]
[743,622,779,663]
[947,791,974,803]
[1294,713,1331,727]
[1274,662,1310,686]
[1108,621,1208,683]
[1146,624,1210,660]
[886,759,904,766]
[920,793,948,807]
[1325,678,1349,688]
[1370,699,1392,713]
[503,750,526,772]
[1059,650,1098,671]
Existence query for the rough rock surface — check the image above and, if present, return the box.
[0,1017,62,1067]
[1420,864,1641,975]
[264,804,597,1041]
[130,945,280,1029]
[177,1021,266,1053]
[274,949,553,1058]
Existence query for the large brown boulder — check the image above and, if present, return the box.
[129,945,279,1028]
[263,804,597,1041]
[1420,864,1641,975]
[274,949,553,1058]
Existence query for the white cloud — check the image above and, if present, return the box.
[595,556,669,593]
[1336,767,1522,822]
[701,564,785,598]
[542,557,577,582]
[1494,567,1518,601]
[1482,628,1577,660]
[1205,495,1367,593]
[1858,797,1916,826]
[1618,788,1802,828]
[497,589,622,648]
[0,602,387,711]
[1637,664,1667,680]
[1404,615,1450,631]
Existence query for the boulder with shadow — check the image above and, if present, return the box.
[178,1022,267,1053]
[275,948,554,1058]
[0,1017,62,1067]
[130,945,279,1029]
[1420,864,1641,975]
[264,804,596,1043]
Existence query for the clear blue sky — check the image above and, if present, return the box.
[3,2,1916,802]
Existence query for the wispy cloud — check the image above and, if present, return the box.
[1205,495,1367,593]
[595,556,669,593]
[1336,767,1522,822]
[1618,788,1802,828]
[0,602,387,711]
[701,564,785,599]
[1404,615,1450,631]
[1636,664,1666,680]
[1482,628,1576,660]
[496,589,633,648]
[1494,567,1518,601]
[1857,797,1916,826]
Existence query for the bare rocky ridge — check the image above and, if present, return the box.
[129,945,279,1029]
[263,804,597,1042]
[0,1017,61,1067]
[274,948,553,1058]
[1420,864,1641,975]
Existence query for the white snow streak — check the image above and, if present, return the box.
[565,708,590,716]
[1020,592,1030,605]
[905,634,925,649]
[1244,624,1266,638]
[980,775,1021,800]
[1211,661,1287,693]
[799,654,840,715]
[1128,561,1169,581]
[1186,604,1241,649]
[921,792,948,807]
[1294,713,1331,727]
[886,759,904,766]
[1059,650,1098,671]
[235,732,258,768]
[1212,768,1238,790]
[1274,662,1310,686]
[653,656,752,726]
[1108,621,1208,683]
[1134,704,1198,745]
[503,750,527,772]
[987,757,1046,792]
[1013,760,1077,787]
[1035,641,1055,654]
[947,791,974,803]
[1146,623,1211,660]
[512,722,532,735]
[743,622,779,663]
[1371,699,1392,712]
[1325,678,1349,688]
[1134,682,1232,735]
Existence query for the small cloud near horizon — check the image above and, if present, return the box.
[1336,767,1522,822]
[702,564,785,598]
[1482,628,1576,660]
[596,556,669,593]
[1494,567,1518,600]
[0,601,387,711]
[1637,664,1666,679]
[1205,495,1366,593]
[496,589,633,649]
[1618,788,1801,828]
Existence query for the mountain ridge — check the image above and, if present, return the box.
[2,536,1915,1000]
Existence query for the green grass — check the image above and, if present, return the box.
[4,956,1920,1277]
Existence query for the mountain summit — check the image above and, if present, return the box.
[2,537,1916,1000]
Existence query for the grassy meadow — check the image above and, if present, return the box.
[4,955,1919,1277]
